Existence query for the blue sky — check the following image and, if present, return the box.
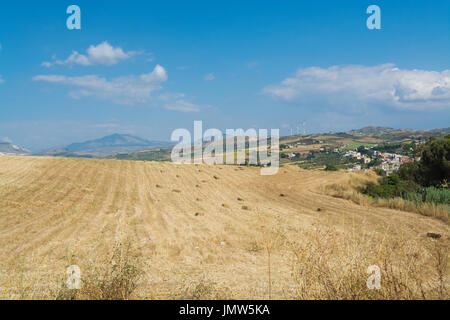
[0,0,449,151]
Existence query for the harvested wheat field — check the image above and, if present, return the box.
[0,155,448,299]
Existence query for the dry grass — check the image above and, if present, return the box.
[288,225,448,299]
[322,172,449,223]
[0,156,448,299]
[55,240,144,300]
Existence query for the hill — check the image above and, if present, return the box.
[111,126,450,170]
[0,155,447,299]
[349,126,398,134]
[40,134,172,157]
[0,142,31,155]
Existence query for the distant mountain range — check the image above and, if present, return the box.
[0,142,31,155]
[2,127,449,159]
[348,126,450,135]
[39,134,173,158]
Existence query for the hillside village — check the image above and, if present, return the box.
[281,141,415,175]
[343,148,414,175]
[279,127,447,175]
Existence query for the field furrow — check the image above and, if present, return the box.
[0,156,448,299]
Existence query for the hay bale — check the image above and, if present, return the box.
[427,232,441,239]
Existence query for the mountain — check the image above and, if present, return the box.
[349,126,450,136]
[41,134,172,157]
[0,142,31,155]
[349,126,402,134]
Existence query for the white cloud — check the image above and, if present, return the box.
[34,65,202,111]
[158,92,185,101]
[247,61,260,70]
[1,137,12,143]
[263,64,450,110]
[141,64,168,82]
[33,65,167,105]
[42,41,141,67]
[164,99,200,112]
[91,123,119,128]
[158,93,200,112]
[204,73,215,81]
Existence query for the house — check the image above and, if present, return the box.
[300,152,311,156]
[348,164,362,171]
[344,150,362,159]
[400,156,413,164]
[379,161,401,176]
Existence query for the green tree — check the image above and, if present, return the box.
[417,135,450,187]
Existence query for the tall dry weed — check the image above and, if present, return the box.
[56,240,144,300]
[288,225,449,299]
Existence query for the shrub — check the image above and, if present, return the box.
[361,174,420,199]
[403,187,450,206]
[423,187,450,205]
[403,191,423,203]
[373,168,386,176]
